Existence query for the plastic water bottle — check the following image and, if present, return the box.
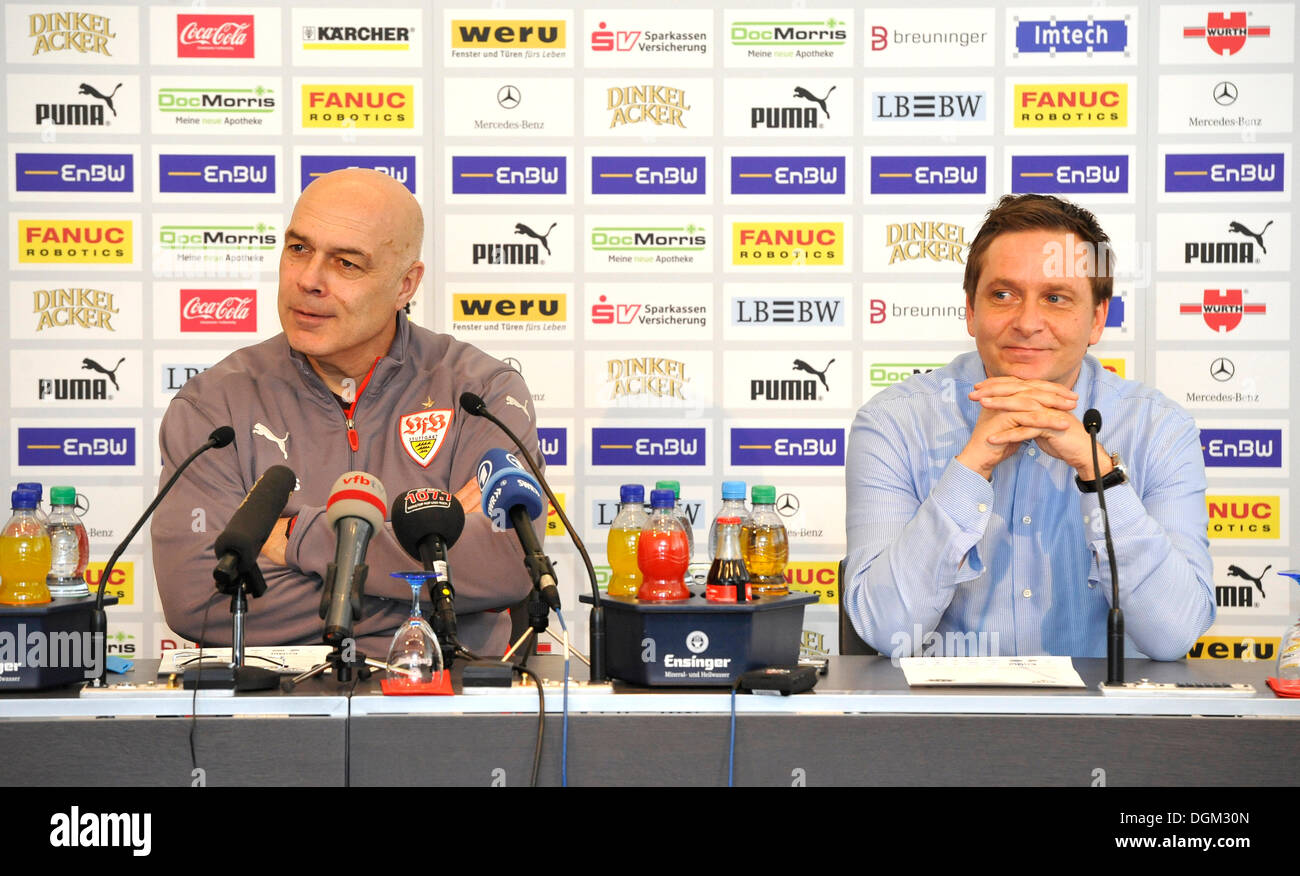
[46,486,90,598]
[636,489,690,601]
[741,485,789,596]
[0,489,52,605]
[606,484,647,598]
[655,479,694,581]
[1276,570,1300,680]
[707,481,749,561]
[17,482,47,524]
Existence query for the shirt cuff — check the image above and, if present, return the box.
[931,458,995,575]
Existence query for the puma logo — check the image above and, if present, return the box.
[792,358,835,391]
[505,395,531,419]
[793,85,836,119]
[1227,563,1270,599]
[1228,220,1272,255]
[514,222,557,256]
[81,357,125,391]
[252,423,289,460]
[79,82,122,117]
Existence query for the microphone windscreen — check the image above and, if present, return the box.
[214,465,296,562]
[478,449,545,528]
[391,489,466,560]
[1083,408,1103,434]
[459,391,487,416]
[326,471,387,530]
[209,425,236,448]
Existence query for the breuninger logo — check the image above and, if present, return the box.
[0,626,105,680]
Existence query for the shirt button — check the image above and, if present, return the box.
[1088,581,1097,589]
[977,503,987,513]
[1021,515,1032,525]
[1022,589,1033,598]
[1027,448,1037,457]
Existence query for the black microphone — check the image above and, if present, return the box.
[477,449,560,610]
[320,472,387,646]
[460,392,608,681]
[89,425,235,687]
[213,465,296,592]
[391,489,467,656]
[1084,408,1124,686]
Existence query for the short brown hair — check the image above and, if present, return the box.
[963,194,1114,308]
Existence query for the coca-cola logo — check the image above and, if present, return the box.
[177,14,255,58]
[180,290,256,332]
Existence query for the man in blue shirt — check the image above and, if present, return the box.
[844,194,1214,660]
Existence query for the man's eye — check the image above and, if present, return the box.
[1046,294,1063,304]
[340,259,357,269]
[287,243,305,254]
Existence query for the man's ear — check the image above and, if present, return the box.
[1088,297,1109,346]
[396,260,424,311]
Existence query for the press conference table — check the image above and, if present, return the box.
[1,657,1295,786]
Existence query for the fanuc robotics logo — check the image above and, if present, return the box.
[1013,83,1127,128]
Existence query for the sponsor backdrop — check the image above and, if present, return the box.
[2,1,1297,665]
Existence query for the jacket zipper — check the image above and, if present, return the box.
[342,357,382,455]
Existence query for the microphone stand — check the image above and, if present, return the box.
[1085,412,1124,686]
[417,538,479,668]
[287,563,387,687]
[184,562,279,691]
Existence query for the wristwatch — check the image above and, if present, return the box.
[1076,451,1129,493]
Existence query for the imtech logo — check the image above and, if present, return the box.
[1012,15,1130,57]
[453,293,566,321]
[591,427,706,467]
[1179,288,1265,332]
[1201,428,1282,469]
[158,154,275,195]
[300,85,413,129]
[591,156,706,195]
[869,361,946,390]
[301,155,415,194]
[1165,152,1284,194]
[730,427,844,467]
[732,222,843,265]
[870,156,985,195]
[18,220,131,264]
[1011,154,1129,194]
[1207,494,1280,539]
[452,156,566,195]
[730,156,845,196]
[14,152,133,194]
[451,19,566,48]
[1014,83,1127,128]
[17,426,135,467]
[1183,11,1270,57]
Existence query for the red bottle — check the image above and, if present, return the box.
[636,489,691,601]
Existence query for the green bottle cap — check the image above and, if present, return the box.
[751,485,776,504]
[654,480,680,497]
[50,486,77,505]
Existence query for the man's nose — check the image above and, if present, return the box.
[1010,297,1046,334]
[296,253,327,293]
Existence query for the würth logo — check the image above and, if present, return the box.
[178,14,254,58]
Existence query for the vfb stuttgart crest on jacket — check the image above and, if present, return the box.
[399,408,453,467]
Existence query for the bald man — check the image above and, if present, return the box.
[152,169,542,657]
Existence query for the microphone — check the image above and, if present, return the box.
[392,488,467,655]
[1084,408,1124,686]
[320,472,387,646]
[477,449,560,610]
[89,425,236,687]
[212,465,296,592]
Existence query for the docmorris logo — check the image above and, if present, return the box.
[451,20,566,48]
[1014,84,1127,127]
[871,156,984,195]
[1013,16,1130,56]
[732,222,842,265]
[301,85,413,128]
[18,427,135,467]
[1201,428,1281,468]
[157,83,275,122]
[452,157,566,194]
[590,224,706,254]
[1183,12,1271,57]
[19,220,131,264]
[1011,155,1129,194]
[730,428,844,466]
[177,14,254,58]
[1179,288,1265,332]
[15,153,133,194]
[158,154,275,194]
[731,157,845,195]
[28,11,116,56]
[729,18,847,47]
[870,362,945,389]
[1207,494,1280,538]
[591,156,706,195]
[591,427,706,466]
[1165,153,1284,194]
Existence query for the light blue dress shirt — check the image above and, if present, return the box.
[844,351,1214,661]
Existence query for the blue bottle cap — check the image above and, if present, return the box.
[17,482,43,499]
[619,484,645,504]
[649,488,676,509]
[721,480,746,500]
[11,489,39,510]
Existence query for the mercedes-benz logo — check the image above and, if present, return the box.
[497,85,521,109]
[776,492,799,517]
[1213,81,1238,106]
[1210,357,1235,382]
[502,357,523,373]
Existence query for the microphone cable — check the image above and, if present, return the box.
[188,592,221,777]
[556,608,570,788]
[510,663,545,787]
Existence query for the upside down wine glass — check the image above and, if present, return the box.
[387,572,444,685]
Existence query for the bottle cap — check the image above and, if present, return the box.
[50,486,76,505]
[716,516,742,526]
[751,484,776,504]
[721,480,746,501]
[654,480,680,497]
[11,489,39,510]
[619,484,645,504]
[649,488,677,509]
[17,482,43,500]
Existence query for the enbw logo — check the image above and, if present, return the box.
[538,427,567,466]
[1011,155,1129,194]
[730,428,844,466]
[300,155,415,193]
[1200,428,1282,469]
[870,155,984,195]
[15,152,133,193]
[730,156,845,195]
[452,156,566,194]
[159,154,275,194]
[18,427,136,467]
[591,156,707,195]
[591,427,706,466]
[1165,153,1284,194]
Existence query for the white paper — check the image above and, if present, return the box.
[899,656,1086,688]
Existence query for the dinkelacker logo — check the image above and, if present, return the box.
[452,156,566,195]
[591,156,706,195]
[1184,219,1272,265]
[472,221,556,266]
[18,220,131,264]
[870,156,984,195]
[158,154,275,195]
[177,14,254,59]
[301,24,411,50]
[1011,155,1129,194]
[301,85,413,129]
[32,288,118,332]
[36,81,122,127]
[1012,15,1130,57]
[14,153,133,194]
[1207,494,1279,538]
[180,290,256,332]
[18,427,135,467]
[591,427,706,466]
[606,85,690,128]
[730,428,844,466]
[1179,288,1265,332]
[1201,427,1282,469]
[730,156,845,195]
[1183,12,1271,57]
[538,427,566,466]
[1014,83,1127,128]
[604,358,690,402]
[885,221,969,264]
[732,222,842,265]
[301,155,415,194]
[1165,153,1284,194]
[873,90,986,122]
[28,11,116,56]
[753,86,837,129]
[732,297,844,325]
